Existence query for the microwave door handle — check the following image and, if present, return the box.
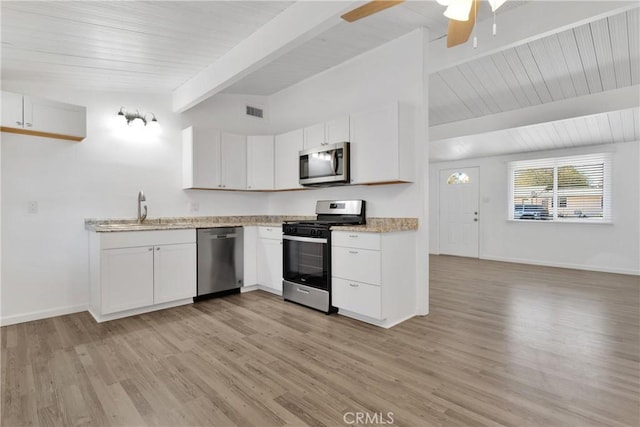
[331,150,338,175]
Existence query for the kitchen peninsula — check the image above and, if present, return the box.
[86,215,418,328]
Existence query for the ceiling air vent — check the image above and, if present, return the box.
[245,105,264,119]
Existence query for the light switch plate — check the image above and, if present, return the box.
[188,200,199,212]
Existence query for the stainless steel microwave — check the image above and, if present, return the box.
[299,142,350,187]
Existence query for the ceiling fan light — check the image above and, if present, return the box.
[487,0,507,12]
[443,0,473,22]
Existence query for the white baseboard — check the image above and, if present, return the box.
[89,298,193,323]
[0,304,87,327]
[480,255,640,276]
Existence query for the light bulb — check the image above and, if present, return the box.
[443,0,473,21]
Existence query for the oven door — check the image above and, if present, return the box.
[282,235,329,291]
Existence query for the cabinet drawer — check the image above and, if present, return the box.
[100,229,196,249]
[332,246,380,286]
[332,231,380,250]
[332,278,381,319]
[258,226,282,240]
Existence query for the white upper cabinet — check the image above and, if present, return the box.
[221,132,247,190]
[246,135,274,190]
[1,91,86,141]
[325,115,350,145]
[349,103,414,185]
[182,127,246,190]
[182,126,221,189]
[1,91,23,129]
[302,115,349,149]
[303,122,325,149]
[275,128,304,190]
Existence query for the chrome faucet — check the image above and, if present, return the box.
[137,191,147,223]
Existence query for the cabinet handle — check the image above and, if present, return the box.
[349,283,359,287]
[348,234,359,238]
[25,123,33,127]
[16,121,23,126]
[348,250,359,254]
[148,248,153,251]
[156,247,160,251]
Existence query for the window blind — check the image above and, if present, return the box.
[509,153,612,222]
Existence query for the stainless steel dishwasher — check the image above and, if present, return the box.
[195,227,243,300]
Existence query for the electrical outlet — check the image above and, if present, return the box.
[27,201,38,214]
[188,200,199,212]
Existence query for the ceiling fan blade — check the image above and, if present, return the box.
[341,0,404,23]
[446,0,479,48]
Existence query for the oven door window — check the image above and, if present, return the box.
[283,239,329,290]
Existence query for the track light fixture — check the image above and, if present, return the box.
[117,107,159,127]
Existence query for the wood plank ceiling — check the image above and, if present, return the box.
[0,1,293,92]
[429,7,640,162]
[429,8,639,126]
[1,1,637,162]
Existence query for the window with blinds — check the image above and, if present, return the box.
[509,153,612,222]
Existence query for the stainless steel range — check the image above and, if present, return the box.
[282,200,366,313]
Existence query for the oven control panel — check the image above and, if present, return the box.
[284,224,330,239]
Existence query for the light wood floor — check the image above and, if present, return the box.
[2,256,639,426]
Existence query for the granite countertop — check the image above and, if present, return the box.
[85,216,418,233]
[84,216,312,232]
[331,217,418,233]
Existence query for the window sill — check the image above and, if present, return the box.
[507,219,613,225]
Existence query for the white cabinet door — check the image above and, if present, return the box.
[303,123,325,149]
[154,243,197,304]
[247,135,274,190]
[350,104,405,184]
[257,238,283,292]
[274,128,303,190]
[333,278,382,319]
[325,116,350,144]
[24,95,87,139]
[332,246,381,286]
[182,126,221,189]
[1,91,24,128]
[221,132,247,190]
[101,246,154,314]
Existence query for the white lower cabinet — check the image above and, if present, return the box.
[332,278,381,319]
[101,246,155,314]
[332,230,416,328]
[89,229,196,321]
[256,227,283,294]
[153,243,197,304]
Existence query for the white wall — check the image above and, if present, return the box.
[429,141,640,275]
[0,86,269,325]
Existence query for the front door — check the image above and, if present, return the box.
[439,167,479,258]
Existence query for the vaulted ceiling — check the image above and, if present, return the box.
[1,1,638,162]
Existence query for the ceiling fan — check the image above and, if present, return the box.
[340,0,507,48]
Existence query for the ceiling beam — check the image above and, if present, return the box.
[430,85,640,141]
[428,1,639,74]
[172,1,360,113]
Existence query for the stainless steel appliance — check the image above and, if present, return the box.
[196,227,243,300]
[283,200,366,313]
[299,142,350,187]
